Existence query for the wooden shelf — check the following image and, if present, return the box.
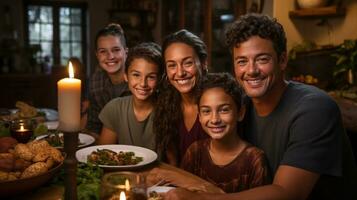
[289,6,345,18]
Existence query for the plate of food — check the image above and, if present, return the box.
[147,186,175,200]
[35,132,95,149]
[8,101,58,122]
[75,145,158,169]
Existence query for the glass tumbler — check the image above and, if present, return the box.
[101,171,147,200]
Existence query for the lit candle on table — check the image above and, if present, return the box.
[15,124,30,138]
[19,124,26,131]
[11,120,33,143]
[57,61,81,132]
[120,191,126,200]
[125,179,130,191]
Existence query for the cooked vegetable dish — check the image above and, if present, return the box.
[87,149,143,166]
[43,132,84,148]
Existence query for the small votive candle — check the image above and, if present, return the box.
[10,119,34,143]
[101,172,147,200]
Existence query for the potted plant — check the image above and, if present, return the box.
[331,39,357,89]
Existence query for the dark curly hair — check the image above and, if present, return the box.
[154,29,208,163]
[95,23,126,50]
[225,13,286,57]
[197,73,243,111]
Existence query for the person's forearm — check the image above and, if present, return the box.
[155,163,224,193]
[193,184,290,200]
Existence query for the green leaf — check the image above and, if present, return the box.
[333,68,347,77]
[336,56,348,65]
[78,183,100,200]
[34,123,48,136]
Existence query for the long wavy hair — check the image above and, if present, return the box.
[154,29,207,162]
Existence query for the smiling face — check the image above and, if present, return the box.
[96,35,127,74]
[233,36,287,101]
[125,58,159,101]
[164,43,202,94]
[199,87,238,140]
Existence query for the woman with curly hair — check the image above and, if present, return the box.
[154,29,209,165]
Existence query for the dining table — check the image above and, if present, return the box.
[9,133,223,200]
[0,106,222,199]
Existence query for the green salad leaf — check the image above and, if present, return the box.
[34,123,48,136]
[51,163,103,200]
[0,122,10,137]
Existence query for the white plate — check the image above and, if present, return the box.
[37,108,58,121]
[147,186,175,194]
[76,145,158,169]
[36,133,95,149]
[43,121,59,130]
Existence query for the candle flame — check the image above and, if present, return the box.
[68,61,74,78]
[19,124,25,131]
[119,191,126,200]
[125,179,130,191]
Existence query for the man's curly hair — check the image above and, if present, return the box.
[225,13,287,57]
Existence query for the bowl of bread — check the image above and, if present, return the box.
[0,137,64,197]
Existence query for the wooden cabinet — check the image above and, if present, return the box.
[162,0,247,72]
[109,0,158,47]
[0,67,83,109]
[0,74,57,109]
[287,48,337,90]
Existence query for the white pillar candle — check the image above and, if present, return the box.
[57,61,81,132]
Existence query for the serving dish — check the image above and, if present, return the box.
[76,144,158,170]
[0,159,64,197]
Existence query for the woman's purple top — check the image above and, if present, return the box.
[179,115,208,161]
